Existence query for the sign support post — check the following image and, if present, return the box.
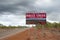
[42,25,45,37]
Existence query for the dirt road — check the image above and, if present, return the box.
[0,28,60,40]
[0,28,30,40]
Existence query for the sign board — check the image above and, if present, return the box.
[26,13,46,25]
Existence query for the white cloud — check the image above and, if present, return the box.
[0,13,25,26]
[47,12,60,21]
[47,19,59,23]
[0,0,60,26]
[35,0,53,8]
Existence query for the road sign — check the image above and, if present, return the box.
[26,13,46,25]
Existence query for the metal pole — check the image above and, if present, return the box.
[42,25,45,37]
[32,25,37,40]
[33,24,38,40]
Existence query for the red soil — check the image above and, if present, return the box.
[0,28,60,40]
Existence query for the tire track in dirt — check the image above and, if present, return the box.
[0,28,30,40]
[0,28,60,40]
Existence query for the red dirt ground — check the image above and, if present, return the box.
[29,28,60,40]
[0,28,60,40]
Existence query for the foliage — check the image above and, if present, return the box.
[0,24,28,28]
[36,22,60,29]
[0,22,60,28]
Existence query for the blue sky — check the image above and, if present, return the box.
[0,0,60,26]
